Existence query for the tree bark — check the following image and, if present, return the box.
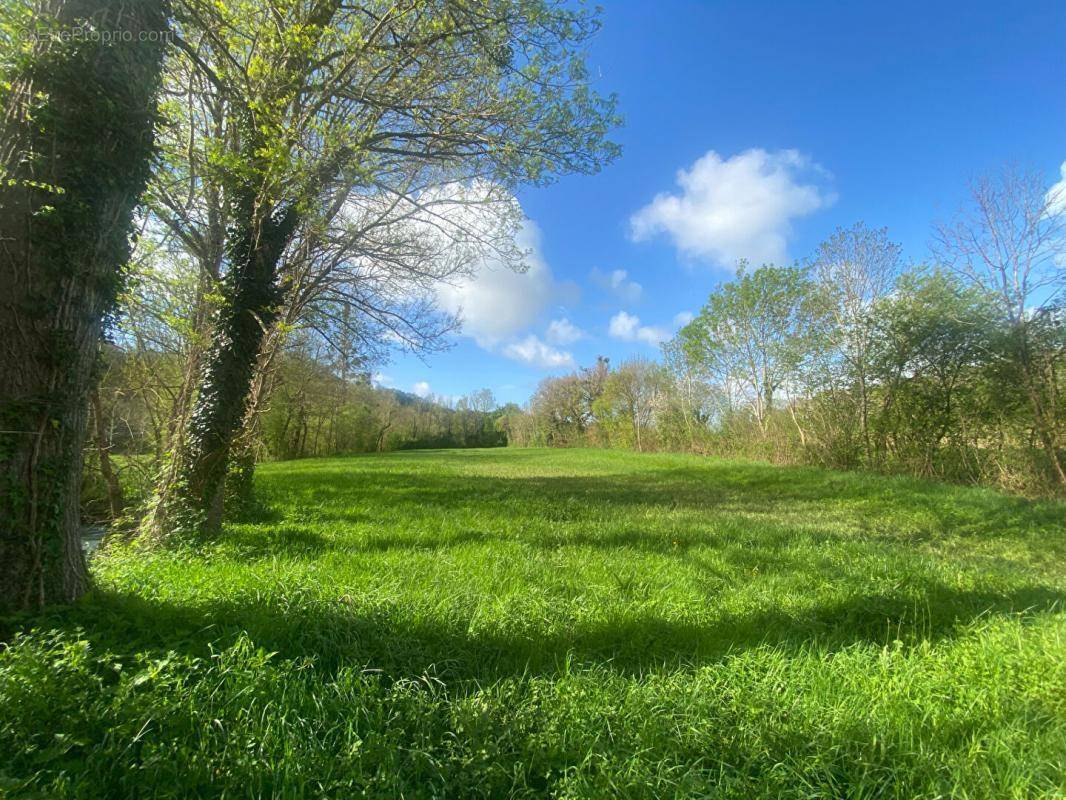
[151,189,299,536]
[225,322,285,513]
[0,0,168,610]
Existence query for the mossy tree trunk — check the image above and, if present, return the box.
[0,0,168,610]
[174,194,299,533]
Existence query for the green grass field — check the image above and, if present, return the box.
[2,448,1065,798]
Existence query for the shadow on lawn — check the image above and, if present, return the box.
[263,462,1064,543]
[219,521,829,563]
[7,455,1061,686]
[12,577,1063,685]
[230,467,1065,584]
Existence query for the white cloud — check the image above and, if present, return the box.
[546,317,585,345]
[361,182,574,359]
[412,381,431,398]
[336,182,576,363]
[673,310,694,327]
[1047,161,1066,217]
[590,267,643,304]
[608,311,639,339]
[630,148,835,268]
[371,372,394,388]
[436,220,561,347]
[608,311,669,347]
[502,335,575,369]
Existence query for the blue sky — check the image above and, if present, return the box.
[380,0,1066,406]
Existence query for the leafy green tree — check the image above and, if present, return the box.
[869,271,998,476]
[530,374,589,446]
[592,358,670,452]
[934,167,1066,484]
[674,264,829,434]
[147,0,619,536]
[496,402,536,446]
[811,223,901,462]
[0,0,169,609]
[660,338,721,451]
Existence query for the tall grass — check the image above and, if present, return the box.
[2,449,1064,798]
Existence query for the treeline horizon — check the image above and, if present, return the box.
[86,183,1066,517]
[502,212,1064,498]
[84,342,509,521]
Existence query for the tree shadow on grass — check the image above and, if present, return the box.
[212,519,845,578]
[219,525,494,559]
[230,464,1065,584]
[10,577,1063,686]
[269,463,1064,543]
[9,453,1058,686]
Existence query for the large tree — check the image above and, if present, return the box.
[146,0,618,536]
[810,223,901,463]
[869,271,997,476]
[674,264,828,434]
[592,358,669,452]
[0,0,169,609]
[933,166,1066,484]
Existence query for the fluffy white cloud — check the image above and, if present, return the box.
[630,148,835,268]
[435,221,561,347]
[673,310,694,327]
[336,182,570,358]
[411,381,431,398]
[590,267,643,304]
[371,372,394,388]
[608,311,639,338]
[502,335,575,369]
[545,317,585,345]
[608,311,668,347]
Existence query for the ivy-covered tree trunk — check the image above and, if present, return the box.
[154,191,298,535]
[225,322,286,517]
[0,0,168,610]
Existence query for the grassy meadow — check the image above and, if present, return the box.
[2,448,1065,798]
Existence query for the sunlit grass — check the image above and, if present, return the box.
[2,448,1064,797]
